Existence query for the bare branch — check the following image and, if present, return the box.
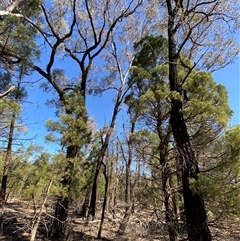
[0,0,24,15]
[0,86,15,99]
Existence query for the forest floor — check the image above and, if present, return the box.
[2,198,240,241]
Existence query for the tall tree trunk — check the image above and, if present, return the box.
[166,1,212,240]
[49,145,78,238]
[49,86,87,238]
[125,122,134,212]
[88,83,125,220]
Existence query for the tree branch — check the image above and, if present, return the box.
[0,86,15,99]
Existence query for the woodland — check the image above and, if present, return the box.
[0,0,240,241]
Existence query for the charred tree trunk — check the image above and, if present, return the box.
[160,152,178,241]
[97,161,109,239]
[88,160,102,220]
[166,1,212,240]
[111,145,119,219]
[49,145,78,238]
[170,102,211,240]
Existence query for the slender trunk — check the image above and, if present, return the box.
[89,83,124,220]
[0,72,23,237]
[125,122,134,211]
[88,160,102,220]
[97,162,108,239]
[111,142,120,219]
[106,147,115,215]
[166,1,211,239]
[111,160,119,219]
[118,121,135,234]
[159,136,177,241]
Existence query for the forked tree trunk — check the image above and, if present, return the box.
[88,84,125,220]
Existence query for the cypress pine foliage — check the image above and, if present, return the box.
[125,35,233,240]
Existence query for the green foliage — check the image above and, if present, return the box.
[125,34,236,222]
[133,35,168,70]
[189,174,218,196]
[8,149,70,202]
[45,89,89,147]
[190,126,240,218]
[0,1,40,67]
[184,71,232,128]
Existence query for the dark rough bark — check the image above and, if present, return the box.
[166,1,212,240]
[49,145,78,238]
[170,100,211,240]
[88,160,102,220]
[97,162,108,239]
[160,151,178,241]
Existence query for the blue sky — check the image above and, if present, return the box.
[21,56,239,154]
[212,57,240,126]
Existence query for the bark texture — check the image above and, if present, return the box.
[49,145,78,238]
[166,1,212,240]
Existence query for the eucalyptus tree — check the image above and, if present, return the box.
[8,0,144,237]
[144,1,240,240]
[85,10,150,237]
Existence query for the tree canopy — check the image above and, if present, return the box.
[0,1,239,241]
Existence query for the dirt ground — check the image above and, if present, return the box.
[2,199,240,241]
